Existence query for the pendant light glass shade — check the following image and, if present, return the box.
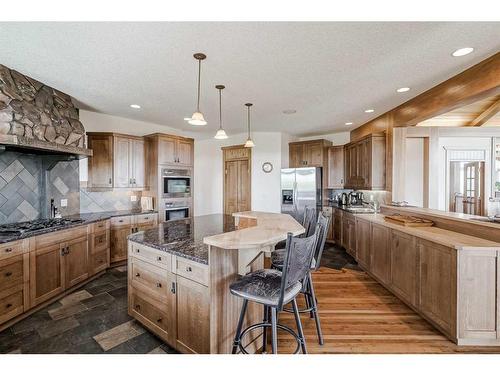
[188,53,207,126]
[188,111,207,126]
[244,103,254,148]
[214,85,228,139]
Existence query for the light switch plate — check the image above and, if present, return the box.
[130,195,137,202]
[60,199,68,207]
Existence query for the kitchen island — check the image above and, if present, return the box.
[127,212,304,354]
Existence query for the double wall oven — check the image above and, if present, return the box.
[162,168,192,222]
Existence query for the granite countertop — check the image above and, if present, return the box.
[128,214,236,265]
[0,210,158,244]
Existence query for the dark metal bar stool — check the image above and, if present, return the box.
[271,211,330,345]
[229,231,318,354]
[275,206,317,250]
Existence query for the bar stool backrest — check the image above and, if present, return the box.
[311,212,330,271]
[302,206,317,238]
[277,231,318,310]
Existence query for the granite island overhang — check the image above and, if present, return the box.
[126,212,304,354]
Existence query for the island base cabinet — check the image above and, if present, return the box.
[390,230,418,306]
[418,239,457,338]
[457,250,500,345]
[175,276,210,354]
[370,224,391,285]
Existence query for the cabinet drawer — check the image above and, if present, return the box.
[0,240,27,261]
[131,258,170,299]
[135,214,157,225]
[131,293,170,333]
[111,216,133,227]
[92,220,110,233]
[175,257,208,286]
[129,243,171,271]
[0,290,23,324]
[0,256,24,292]
[92,231,110,253]
[35,226,88,248]
[92,250,109,274]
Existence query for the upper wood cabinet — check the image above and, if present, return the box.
[87,133,147,190]
[288,139,332,168]
[344,133,386,190]
[327,146,344,189]
[158,135,194,167]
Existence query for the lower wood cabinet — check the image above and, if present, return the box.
[342,213,356,257]
[390,230,418,306]
[370,223,391,285]
[418,239,456,337]
[332,208,342,245]
[355,218,371,268]
[65,236,89,288]
[175,275,210,354]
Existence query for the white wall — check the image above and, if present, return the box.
[298,131,351,145]
[404,138,425,207]
[193,132,283,216]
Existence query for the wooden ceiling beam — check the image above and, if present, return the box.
[467,97,500,126]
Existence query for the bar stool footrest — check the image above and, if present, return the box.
[236,321,301,354]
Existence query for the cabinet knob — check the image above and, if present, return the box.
[156,282,162,288]
[136,249,140,253]
[109,178,112,184]
[186,266,192,272]
[119,220,123,223]
[157,317,163,323]
[170,282,176,294]
[6,303,12,309]
[4,271,12,277]
[135,304,141,310]
[5,248,12,253]
[157,256,162,261]
[135,272,140,277]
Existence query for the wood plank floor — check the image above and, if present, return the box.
[277,267,500,354]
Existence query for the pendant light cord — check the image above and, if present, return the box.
[247,105,251,138]
[219,88,223,130]
[197,59,201,112]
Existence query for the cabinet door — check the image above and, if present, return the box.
[418,239,456,336]
[289,144,304,168]
[305,142,323,167]
[333,210,342,245]
[114,136,131,188]
[370,224,391,284]
[110,226,132,263]
[341,216,349,251]
[349,145,358,187]
[390,230,418,305]
[328,146,344,188]
[176,139,193,166]
[30,244,64,307]
[176,276,210,354]
[131,139,146,188]
[158,137,177,165]
[347,218,356,257]
[356,219,371,268]
[65,236,89,288]
[88,135,113,188]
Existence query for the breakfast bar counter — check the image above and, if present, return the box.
[127,212,304,354]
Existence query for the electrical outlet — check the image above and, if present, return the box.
[60,199,68,207]
[130,195,137,202]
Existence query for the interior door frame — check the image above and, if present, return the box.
[222,145,252,215]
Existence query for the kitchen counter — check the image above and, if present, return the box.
[128,214,236,265]
[0,209,157,244]
[356,213,500,250]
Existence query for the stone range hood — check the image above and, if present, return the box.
[0,64,92,159]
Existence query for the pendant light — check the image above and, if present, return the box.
[214,85,228,139]
[188,53,207,126]
[244,103,255,148]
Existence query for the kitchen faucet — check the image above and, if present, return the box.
[50,199,59,219]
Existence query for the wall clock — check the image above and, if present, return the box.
[262,162,273,173]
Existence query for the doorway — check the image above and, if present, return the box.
[449,160,485,216]
[222,145,251,215]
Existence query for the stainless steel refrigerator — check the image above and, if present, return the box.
[281,167,322,220]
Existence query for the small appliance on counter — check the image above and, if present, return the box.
[140,196,154,211]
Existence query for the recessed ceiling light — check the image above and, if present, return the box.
[452,47,474,57]
[364,109,374,113]
[396,87,410,93]
[282,109,297,114]
[130,104,141,109]
[345,122,353,125]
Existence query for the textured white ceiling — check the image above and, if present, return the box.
[0,22,499,139]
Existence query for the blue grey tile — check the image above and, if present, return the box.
[0,159,23,182]
[1,176,24,199]
[0,193,23,216]
[17,184,40,208]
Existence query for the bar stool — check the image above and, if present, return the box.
[271,211,330,345]
[229,231,319,354]
[275,206,317,250]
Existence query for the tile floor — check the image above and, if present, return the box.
[0,244,354,354]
